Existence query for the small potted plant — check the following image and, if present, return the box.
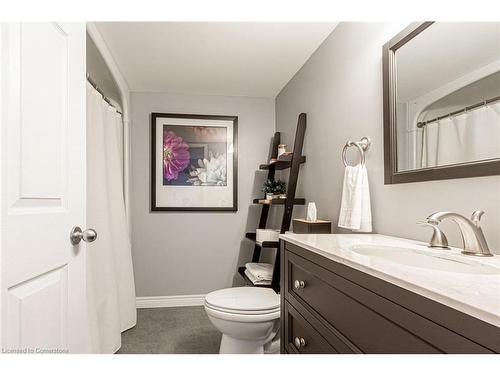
[263,179,287,200]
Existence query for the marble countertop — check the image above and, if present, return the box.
[279,233,500,328]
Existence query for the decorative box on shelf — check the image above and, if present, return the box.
[292,219,332,234]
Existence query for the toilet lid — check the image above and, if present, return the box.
[205,287,279,312]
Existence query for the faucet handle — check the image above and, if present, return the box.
[418,221,450,249]
[471,210,485,227]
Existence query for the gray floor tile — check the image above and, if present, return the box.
[117,306,221,354]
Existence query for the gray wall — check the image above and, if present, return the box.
[131,92,275,297]
[276,22,500,253]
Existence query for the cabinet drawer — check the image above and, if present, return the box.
[284,301,336,354]
[285,249,492,353]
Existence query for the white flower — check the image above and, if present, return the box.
[188,153,227,186]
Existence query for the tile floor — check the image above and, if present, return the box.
[117,306,221,354]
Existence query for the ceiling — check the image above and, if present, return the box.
[95,22,337,98]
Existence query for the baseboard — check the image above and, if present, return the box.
[136,294,206,309]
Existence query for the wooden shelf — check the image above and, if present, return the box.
[245,232,279,248]
[238,267,273,288]
[259,155,306,170]
[237,114,307,292]
[253,198,306,205]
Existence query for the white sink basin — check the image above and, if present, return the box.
[350,245,500,275]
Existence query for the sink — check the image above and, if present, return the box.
[350,245,500,275]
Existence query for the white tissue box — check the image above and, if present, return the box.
[256,229,280,243]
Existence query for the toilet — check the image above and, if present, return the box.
[204,287,280,354]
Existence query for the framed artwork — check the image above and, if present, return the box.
[151,113,238,211]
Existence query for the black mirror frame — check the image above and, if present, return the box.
[383,21,500,184]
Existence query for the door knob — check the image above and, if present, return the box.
[70,226,97,245]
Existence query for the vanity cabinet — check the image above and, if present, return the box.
[280,240,500,354]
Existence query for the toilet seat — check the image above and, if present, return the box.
[205,304,280,323]
[205,287,280,317]
[205,301,280,315]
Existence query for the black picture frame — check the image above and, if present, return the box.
[151,112,238,211]
[382,22,500,184]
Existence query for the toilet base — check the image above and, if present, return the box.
[219,334,267,354]
[264,337,280,354]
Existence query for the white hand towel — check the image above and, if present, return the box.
[244,269,272,286]
[245,262,273,281]
[338,164,372,232]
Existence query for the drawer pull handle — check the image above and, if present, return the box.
[294,280,306,289]
[294,337,307,349]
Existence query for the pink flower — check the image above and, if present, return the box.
[163,130,190,181]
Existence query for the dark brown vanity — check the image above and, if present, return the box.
[278,22,500,354]
[280,239,500,354]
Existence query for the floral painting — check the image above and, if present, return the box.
[151,113,237,211]
[162,125,228,187]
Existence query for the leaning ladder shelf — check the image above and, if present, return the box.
[238,113,307,292]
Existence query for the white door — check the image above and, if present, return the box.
[0,22,89,353]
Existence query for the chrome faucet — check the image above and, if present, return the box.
[418,221,449,249]
[425,211,493,257]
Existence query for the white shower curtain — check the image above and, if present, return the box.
[421,101,500,168]
[86,83,137,353]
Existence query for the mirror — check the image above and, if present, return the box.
[383,22,500,184]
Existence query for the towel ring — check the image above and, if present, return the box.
[342,137,371,167]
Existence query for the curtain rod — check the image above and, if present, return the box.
[86,73,123,115]
[416,94,500,128]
